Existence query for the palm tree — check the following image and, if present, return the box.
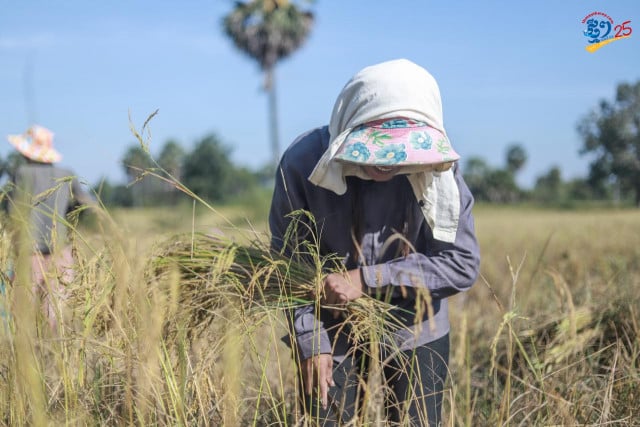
[223,0,314,169]
[505,143,527,174]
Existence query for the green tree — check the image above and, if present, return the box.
[121,144,155,206]
[182,133,235,202]
[462,157,491,201]
[94,178,133,207]
[505,143,527,174]
[566,178,596,201]
[122,145,153,182]
[157,140,185,180]
[157,140,186,204]
[578,80,640,206]
[533,166,563,203]
[223,0,314,168]
[463,156,521,203]
[484,169,520,203]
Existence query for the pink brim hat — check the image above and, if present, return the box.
[7,125,62,163]
[334,117,459,167]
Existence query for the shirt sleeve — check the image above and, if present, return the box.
[360,166,480,300]
[269,134,332,360]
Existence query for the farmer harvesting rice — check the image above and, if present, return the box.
[269,59,480,426]
[5,125,94,331]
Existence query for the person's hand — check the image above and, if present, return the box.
[301,353,334,410]
[322,269,364,318]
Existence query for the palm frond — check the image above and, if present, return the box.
[223,0,313,70]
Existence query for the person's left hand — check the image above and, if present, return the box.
[321,269,364,318]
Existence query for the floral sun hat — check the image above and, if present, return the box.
[7,125,62,163]
[334,117,459,169]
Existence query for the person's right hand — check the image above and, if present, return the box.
[322,269,364,318]
[301,353,334,410]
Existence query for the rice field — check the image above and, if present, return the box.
[0,199,638,426]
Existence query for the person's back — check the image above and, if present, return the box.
[6,124,93,331]
[11,162,85,253]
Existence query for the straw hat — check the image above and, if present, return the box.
[7,125,62,163]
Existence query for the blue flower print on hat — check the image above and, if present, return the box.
[380,119,409,129]
[375,143,407,165]
[409,131,432,150]
[334,117,460,166]
[348,124,368,140]
[342,142,371,163]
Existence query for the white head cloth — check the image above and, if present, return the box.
[308,59,460,243]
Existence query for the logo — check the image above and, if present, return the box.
[582,12,632,52]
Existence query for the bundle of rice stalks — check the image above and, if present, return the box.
[149,232,405,344]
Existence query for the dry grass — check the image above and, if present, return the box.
[0,200,637,426]
[447,206,640,426]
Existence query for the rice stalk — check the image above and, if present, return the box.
[149,231,407,347]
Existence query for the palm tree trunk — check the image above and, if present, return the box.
[266,66,280,169]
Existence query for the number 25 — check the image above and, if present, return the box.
[614,20,632,37]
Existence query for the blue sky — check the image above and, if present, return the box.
[1,1,638,189]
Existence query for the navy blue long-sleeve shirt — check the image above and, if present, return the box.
[269,126,480,361]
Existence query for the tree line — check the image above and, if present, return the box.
[93,133,274,207]
[89,79,639,208]
[1,82,637,209]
